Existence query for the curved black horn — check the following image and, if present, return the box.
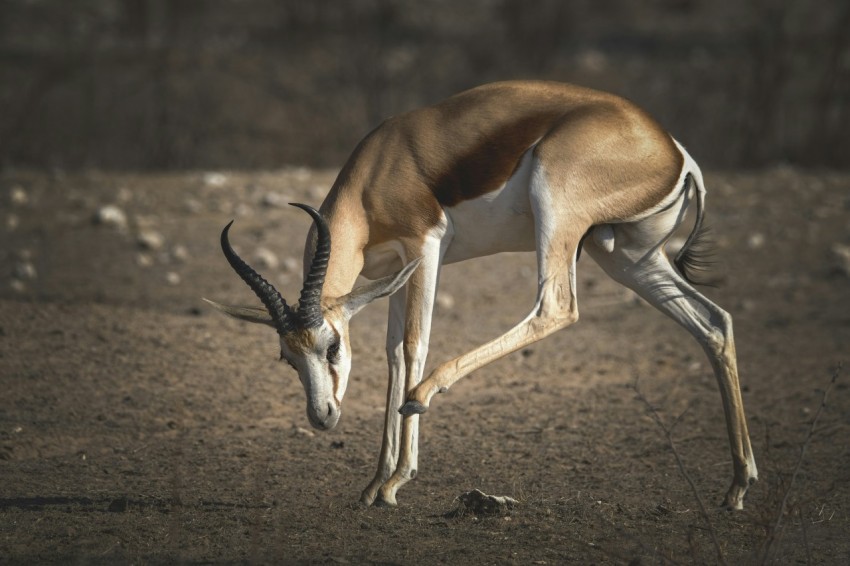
[220,221,295,335]
[290,203,330,329]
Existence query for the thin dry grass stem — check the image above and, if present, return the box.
[633,376,727,566]
[759,363,841,564]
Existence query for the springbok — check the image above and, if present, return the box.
[206,81,757,509]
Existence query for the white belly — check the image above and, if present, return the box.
[442,148,537,264]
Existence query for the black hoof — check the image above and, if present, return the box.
[399,400,427,416]
[373,496,396,508]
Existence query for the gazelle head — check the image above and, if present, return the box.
[205,204,419,431]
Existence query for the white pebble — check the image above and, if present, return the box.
[94,205,128,231]
[184,198,203,214]
[831,243,850,277]
[6,214,18,231]
[254,247,279,269]
[10,186,28,206]
[137,230,165,251]
[203,172,227,187]
[166,272,181,285]
[261,192,289,208]
[436,292,455,310]
[136,253,154,268]
[234,203,253,217]
[281,257,301,274]
[14,261,37,280]
[171,245,189,262]
[747,233,765,250]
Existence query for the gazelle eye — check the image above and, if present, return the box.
[326,340,340,364]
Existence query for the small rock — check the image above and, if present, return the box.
[234,203,253,217]
[165,272,181,285]
[308,186,326,201]
[831,243,850,277]
[254,247,279,269]
[292,167,311,182]
[14,261,36,280]
[293,426,315,438]
[261,192,290,208]
[171,245,189,263]
[184,198,203,214]
[116,187,132,203]
[202,172,227,187]
[445,489,518,518]
[136,253,154,268]
[94,205,128,231]
[137,230,165,251]
[6,214,19,231]
[10,279,26,293]
[747,233,765,250]
[281,257,301,274]
[10,186,28,206]
[436,292,455,310]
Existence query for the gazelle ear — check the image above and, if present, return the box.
[202,298,276,328]
[339,257,422,319]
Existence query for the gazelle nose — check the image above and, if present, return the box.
[308,401,340,431]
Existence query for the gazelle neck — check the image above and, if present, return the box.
[304,184,369,302]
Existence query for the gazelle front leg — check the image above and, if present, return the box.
[360,289,407,505]
[373,234,447,506]
[402,222,584,415]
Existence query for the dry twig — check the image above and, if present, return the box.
[633,376,727,566]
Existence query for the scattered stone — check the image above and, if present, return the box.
[165,272,181,286]
[445,489,518,518]
[184,198,203,214]
[747,232,766,250]
[6,214,19,231]
[171,245,189,263]
[436,292,455,310]
[281,257,301,274]
[10,279,26,293]
[292,167,311,182]
[831,243,850,277]
[136,253,154,268]
[116,187,132,203]
[254,247,279,270]
[10,186,28,206]
[202,172,227,187]
[94,205,128,231]
[578,48,607,72]
[14,261,37,280]
[137,230,165,251]
[261,192,290,208]
[293,426,315,438]
[234,203,253,217]
[308,186,326,200]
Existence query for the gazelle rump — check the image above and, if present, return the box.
[206,81,757,510]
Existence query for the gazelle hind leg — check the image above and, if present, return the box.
[586,216,757,509]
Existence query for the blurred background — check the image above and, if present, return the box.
[1,0,848,171]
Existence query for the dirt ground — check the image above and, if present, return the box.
[1,166,848,564]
